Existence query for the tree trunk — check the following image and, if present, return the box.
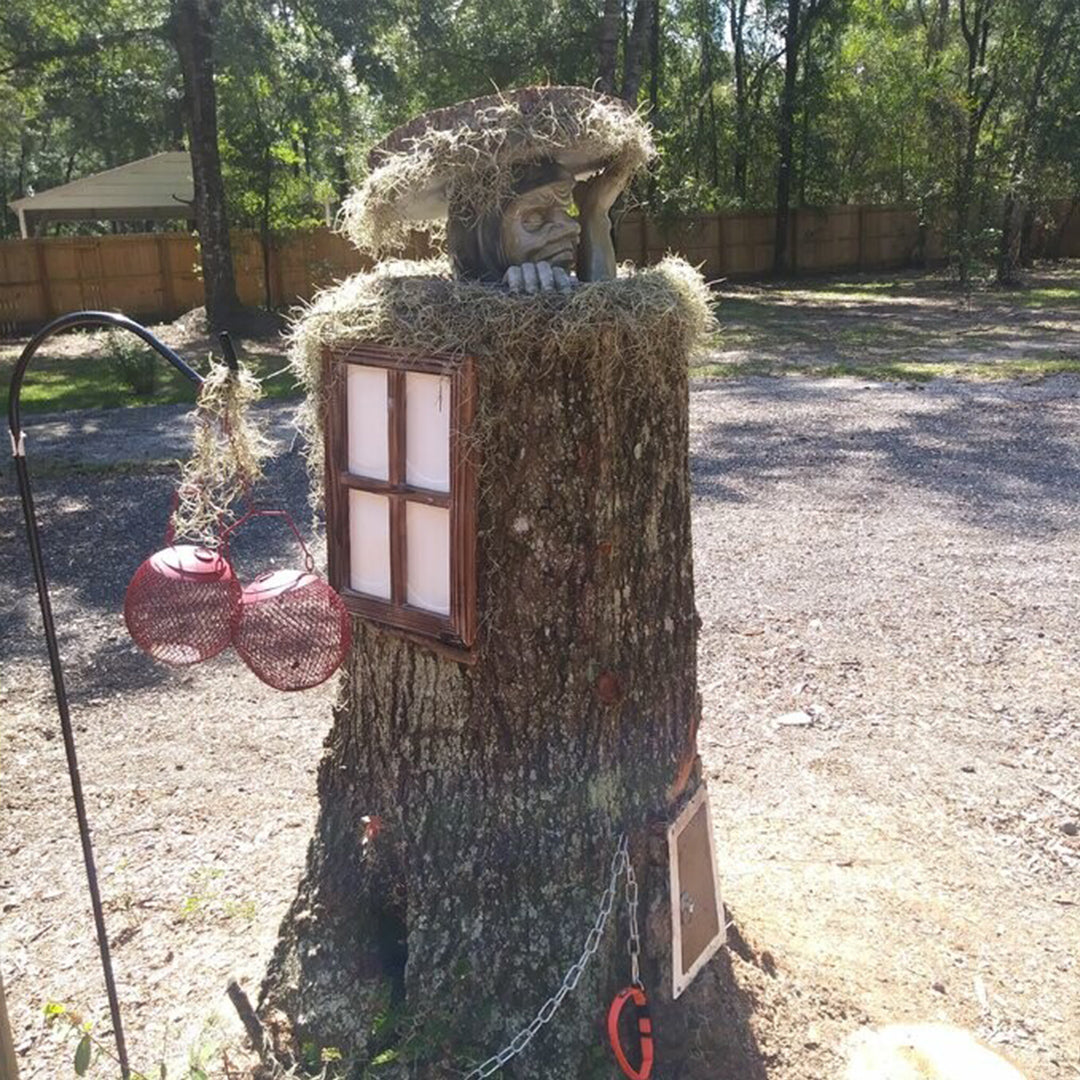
[259,284,757,1078]
[170,0,240,329]
[954,0,996,285]
[998,190,1022,285]
[729,0,750,202]
[773,0,801,275]
[996,0,1067,285]
[646,0,662,205]
[597,0,622,95]
[621,0,654,104]
[692,0,721,192]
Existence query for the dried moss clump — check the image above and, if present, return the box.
[171,360,272,545]
[341,87,654,255]
[289,257,714,507]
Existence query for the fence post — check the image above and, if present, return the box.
[857,206,866,270]
[269,237,286,309]
[34,240,53,320]
[790,207,799,273]
[716,211,725,279]
[156,236,177,318]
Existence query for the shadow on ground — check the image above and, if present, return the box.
[708,261,1080,377]
[692,378,1080,535]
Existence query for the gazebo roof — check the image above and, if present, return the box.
[9,152,194,237]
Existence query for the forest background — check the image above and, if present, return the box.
[1,0,1078,295]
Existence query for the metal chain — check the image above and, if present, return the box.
[463,834,631,1080]
[625,851,642,989]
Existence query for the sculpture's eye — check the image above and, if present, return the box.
[521,210,546,232]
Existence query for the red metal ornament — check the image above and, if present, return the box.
[607,986,654,1080]
[232,567,351,691]
[124,544,241,665]
[225,507,351,691]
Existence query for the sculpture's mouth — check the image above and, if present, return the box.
[536,239,577,268]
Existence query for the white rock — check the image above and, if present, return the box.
[774,710,814,727]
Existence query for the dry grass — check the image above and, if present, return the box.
[287,256,714,509]
[171,361,273,545]
[340,89,653,254]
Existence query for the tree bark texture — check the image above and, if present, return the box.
[621,0,654,104]
[954,0,996,285]
[260,281,754,1077]
[772,0,802,275]
[996,0,1067,285]
[170,0,240,329]
[729,0,750,202]
[597,0,622,96]
[696,0,721,190]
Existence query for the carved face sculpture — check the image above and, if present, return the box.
[499,170,580,271]
[447,160,581,282]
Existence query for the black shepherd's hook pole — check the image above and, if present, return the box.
[7,312,207,1079]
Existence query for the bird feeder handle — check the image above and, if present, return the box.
[219,507,316,572]
[218,331,240,374]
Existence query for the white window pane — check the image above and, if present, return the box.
[349,490,391,599]
[406,372,451,492]
[347,365,389,480]
[406,502,450,615]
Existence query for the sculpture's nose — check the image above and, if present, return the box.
[557,209,581,239]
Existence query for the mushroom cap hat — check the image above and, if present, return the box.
[341,85,654,254]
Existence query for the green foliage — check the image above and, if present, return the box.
[43,1001,233,1080]
[0,334,295,415]
[73,1033,92,1075]
[176,865,260,924]
[1,0,1078,282]
[103,331,159,396]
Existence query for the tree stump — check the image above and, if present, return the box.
[260,263,754,1078]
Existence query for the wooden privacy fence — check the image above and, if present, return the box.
[0,228,375,332]
[616,204,946,279]
[1,202,1077,333]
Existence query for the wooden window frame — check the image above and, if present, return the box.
[322,342,477,660]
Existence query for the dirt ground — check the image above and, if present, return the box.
[693,375,1079,1080]
[704,261,1080,382]
[2,271,1079,1079]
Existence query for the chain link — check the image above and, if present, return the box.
[625,853,642,988]
[463,834,631,1080]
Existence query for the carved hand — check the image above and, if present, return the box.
[574,160,629,217]
[503,261,576,295]
[574,159,631,283]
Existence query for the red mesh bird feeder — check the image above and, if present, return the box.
[124,540,240,666]
[225,508,351,691]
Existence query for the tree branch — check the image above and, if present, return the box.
[748,45,786,94]
[0,26,166,74]
[959,0,974,48]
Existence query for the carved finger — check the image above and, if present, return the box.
[522,263,540,295]
[552,266,574,294]
[504,265,524,293]
[536,261,555,293]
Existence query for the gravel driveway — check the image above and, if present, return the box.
[1,375,1078,1078]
